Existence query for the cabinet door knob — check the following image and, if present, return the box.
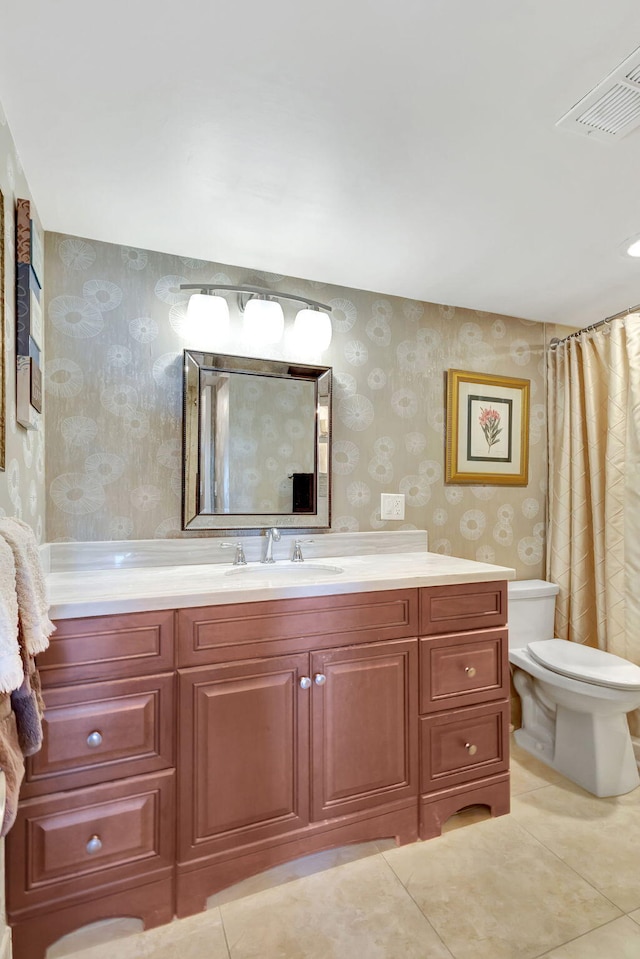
[464,666,477,678]
[313,673,326,686]
[86,731,103,748]
[465,743,478,756]
[86,835,103,854]
[299,676,312,689]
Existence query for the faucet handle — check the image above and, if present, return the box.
[291,538,314,563]
[220,541,247,566]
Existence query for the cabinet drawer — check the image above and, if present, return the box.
[419,629,508,713]
[23,674,174,797]
[7,771,175,919]
[420,702,509,791]
[39,610,175,687]
[420,581,507,635]
[178,589,418,666]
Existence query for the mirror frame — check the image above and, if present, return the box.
[182,350,332,530]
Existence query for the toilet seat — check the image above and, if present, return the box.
[527,639,640,691]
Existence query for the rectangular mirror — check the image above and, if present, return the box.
[183,350,332,530]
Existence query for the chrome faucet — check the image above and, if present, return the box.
[262,527,281,564]
[292,539,314,563]
[220,541,247,566]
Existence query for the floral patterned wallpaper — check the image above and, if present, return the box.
[0,99,46,540]
[43,231,562,578]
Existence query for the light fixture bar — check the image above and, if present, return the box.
[179,284,332,313]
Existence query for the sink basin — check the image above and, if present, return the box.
[225,562,344,577]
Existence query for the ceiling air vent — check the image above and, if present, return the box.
[556,45,640,142]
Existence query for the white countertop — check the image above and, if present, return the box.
[47,550,515,620]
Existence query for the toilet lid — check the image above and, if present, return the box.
[527,639,640,691]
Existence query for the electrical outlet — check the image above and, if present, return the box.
[380,493,405,520]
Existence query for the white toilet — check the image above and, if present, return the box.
[509,579,640,797]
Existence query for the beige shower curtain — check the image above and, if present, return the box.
[547,316,640,737]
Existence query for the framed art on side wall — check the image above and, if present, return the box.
[0,187,5,471]
[445,369,530,485]
[15,198,42,431]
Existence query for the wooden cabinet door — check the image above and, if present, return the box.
[178,654,310,862]
[310,639,418,821]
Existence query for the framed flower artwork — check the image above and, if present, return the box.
[445,369,530,485]
[0,187,4,470]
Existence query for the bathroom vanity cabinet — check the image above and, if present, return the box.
[6,578,510,959]
[417,581,510,837]
[6,611,176,959]
[175,589,419,915]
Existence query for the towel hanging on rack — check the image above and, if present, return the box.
[0,517,55,656]
[0,538,23,694]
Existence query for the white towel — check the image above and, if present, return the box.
[0,518,55,656]
[0,538,24,694]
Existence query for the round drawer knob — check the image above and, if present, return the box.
[314,673,326,686]
[299,676,312,690]
[465,743,478,756]
[86,731,103,748]
[86,835,103,854]
[464,666,477,678]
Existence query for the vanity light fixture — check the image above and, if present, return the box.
[242,295,285,345]
[293,307,333,352]
[179,283,333,349]
[619,233,640,259]
[185,290,231,333]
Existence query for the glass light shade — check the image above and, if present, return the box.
[186,293,230,335]
[293,308,332,351]
[627,239,640,257]
[243,297,284,344]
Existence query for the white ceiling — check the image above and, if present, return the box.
[2,0,640,328]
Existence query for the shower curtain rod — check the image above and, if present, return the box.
[549,302,640,348]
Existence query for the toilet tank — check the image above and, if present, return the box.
[507,580,560,648]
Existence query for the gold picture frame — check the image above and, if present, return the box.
[0,187,5,471]
[445,369,530,485]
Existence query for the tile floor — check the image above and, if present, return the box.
[46,738,640,959]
